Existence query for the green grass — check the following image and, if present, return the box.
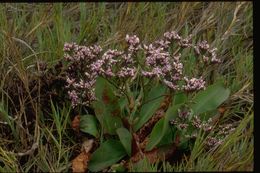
[174,110,253,171]
[0,2,253,172]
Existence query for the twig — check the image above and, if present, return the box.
[16,142,38,157]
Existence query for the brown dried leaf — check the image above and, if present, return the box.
[72,115,80,132]
[218,107,226,114]
[131,133,141,157]
[71,139,94,173]
[139,136,149,151]
[129,143,178,165]
[129,96,135,111]
[72,152,89,173]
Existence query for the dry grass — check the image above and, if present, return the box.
[0,2,253,172]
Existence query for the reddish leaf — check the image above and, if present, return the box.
[72,115,80,132]
[94,77,123,135]
[129,143,178,165]
[136,95,172,142]
[218,107,226,114]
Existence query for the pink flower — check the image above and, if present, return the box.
[183,77,206,91]
[68,90,79,107]
[198,40,210,50]
[63,30,221,107]
[117,67,136,78]
[163,31,181,41]
[125,34,140,46]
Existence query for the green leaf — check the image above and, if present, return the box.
[116,127,132,156]
[110,164,127,172]
[88,139,127,172]
[146,103,183,151]
[80,115,99,138]
[93,101,123,135]
[173,92,187,105]
[178,132,190,151]
[191,82,230,115]
[145,118,164,151]
[157,125,176,147]
[93,77,123,135]
[95,77,118,104]
[133,84,166,132]
[118,96,128,112]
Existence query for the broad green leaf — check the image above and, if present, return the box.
[145,118,164,151]
[80,115,99,138]
[191,82,230,115]
[118,96,128,112]
[116,127,132,156]
[95,77,119,105]
[178,130,192,151]
[110,164,127,172]
[173,92,187,105]
[88,139,127,172]
[145,92,188,151]
[157,125,176,147]
[93,101,123,135]
[146,103,183,151]
[93,77,123,135]
[93,100,105,127]
[133,84,166,132]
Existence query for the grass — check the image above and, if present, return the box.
[0,2,253,172]
[172,108,253,171]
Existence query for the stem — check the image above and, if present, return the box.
[104,76,131,105]
[140,94,170,107]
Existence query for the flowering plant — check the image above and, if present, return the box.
[63,31,231,171]
[63,31,222,108]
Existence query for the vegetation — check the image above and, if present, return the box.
[0,2,253,172]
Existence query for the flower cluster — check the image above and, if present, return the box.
[63,30,221,107]
[183,77,206,92]
[64,43,103,107]
[163,31,193,48]
[142,44,172,77]
[170,108,213,133]
[125,34,141,52]
[91,49,123,77]
[142,41,184,90]
[204,122,236,148]
[116,35,141,78]
[64,43,102,62]
[163,31,181,41]
[141,31,216,91]
[194,40,221,64]
[63,35,141,107]
[217,123,236,136]
[191,116,213,132]
[205,136,223,148]
[170,109,238,149]
[169,107,192,130]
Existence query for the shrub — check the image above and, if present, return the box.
[63,31,233,171]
